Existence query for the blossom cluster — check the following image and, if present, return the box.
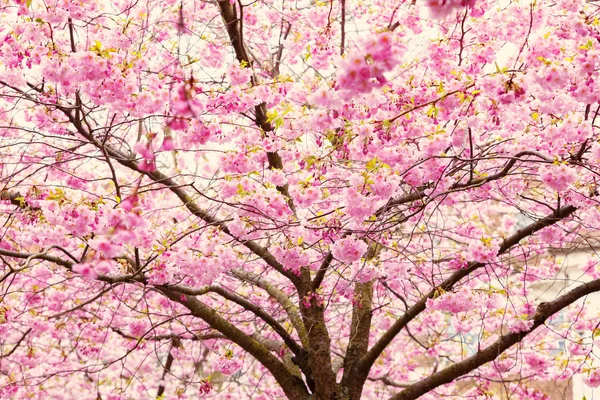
[335,32,402,99]
[426,0,477,19]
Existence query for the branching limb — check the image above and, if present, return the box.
[356,205,577,379]
[216,0,295,213]
[231,269,308,347]
[377,150,555,216]
[388,276,600,400]
[156,337,179,399]
[0,328,32,359]
[158,288,311,400]
[196,284,309,367]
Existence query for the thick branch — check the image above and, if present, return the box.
[216,0,295,212]
[201,285,310,368]
[389,276,600,400]
[0,248,145,287]
[110,327,225,342]
[0,248,76,270]
[340,281,373,398]
[311,252,333,292]
[231,269,308,347]
[159,289,310,400]
[253,333,304,381]
[368,375,410,388]
[0,190,38,210]
[299,301,337,399]
[357,205,577,378]
[339,241,381,398]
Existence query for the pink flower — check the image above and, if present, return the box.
[427,287,479,313]
[541,164,577,192]
[228,62,253,86]
[166,117,189,131]
[89,238,123,258]
[220,152,255,174]
[94,259,116,275]
[524,352,550,372]
[73,263,98,279]
[119,194,139,212]
[212,356,242,375]
[134,141,157,171]
[426,0,477,19]
[133,142,153,159]
[585,368,600,388]
[307,86,340,109]
[199,379,213,395]
[272,246,311,274]
[138,158,156,172]
[331,237,368,263]
[335,32,401,98]
[129,320,148,337]
[507,318,534,333]
[467,239,498,263]
[344,188,378,222]
[160,135,175,151]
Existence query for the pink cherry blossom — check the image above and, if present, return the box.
[1,1,600,399]
[331,237,368,264]
[89,238,123,258]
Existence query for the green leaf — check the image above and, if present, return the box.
[366,158,378,172]
[26,0,32,8]
[426,105,439,119]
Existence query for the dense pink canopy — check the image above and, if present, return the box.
[1,0,600,399]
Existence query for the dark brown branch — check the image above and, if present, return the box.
[0,190,39,210]
[49,287,114,319]
[376,150,553,216]
[200,285,310,373]
[389,276,600,400]
[272,20,291,77]
[67,18,77,53]
[311,232,352,291]
[311,252,333,291]
[369,375,411,388]
[357,205,577,379]
[457,8,468,66]
[0,248,75,270]
[231,269,308,346]
[0,248,141,285]
[0,328,31,359]
[299,299,338,399]
[156,337,179,399]
[340,281,374,398]
[216,0,295,212]
[159,289,310,400]
[110,327,225,342]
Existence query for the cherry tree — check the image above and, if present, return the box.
[2,0,600,398]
